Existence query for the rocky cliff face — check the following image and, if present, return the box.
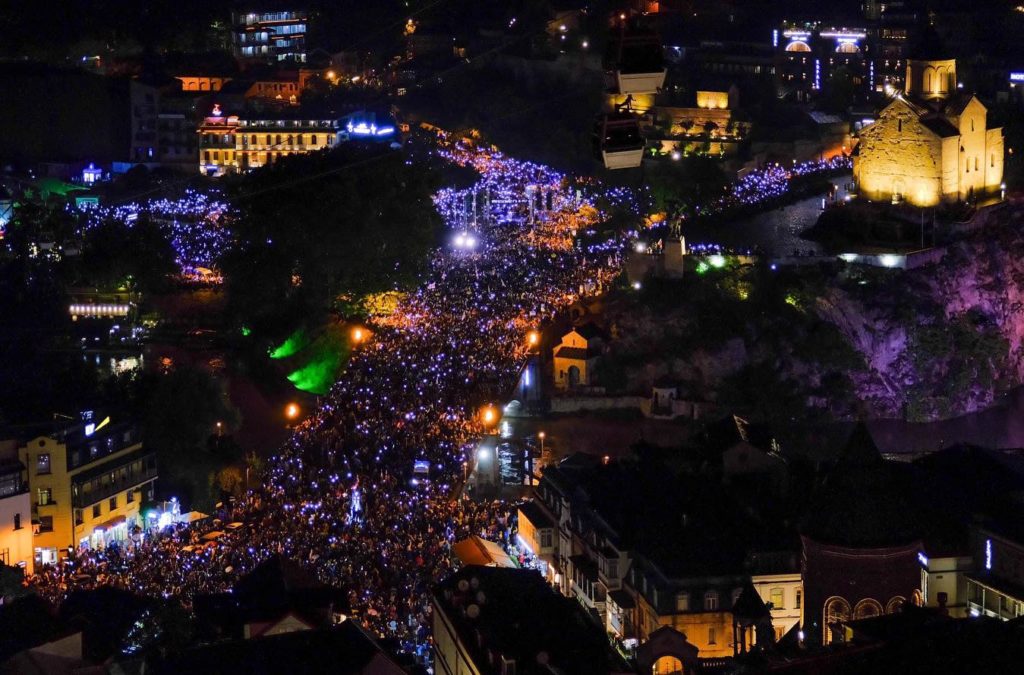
[816,205,1024,420]
[600,205,1024,422]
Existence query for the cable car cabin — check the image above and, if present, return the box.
[604,25,666,95]
[594,113,644,170]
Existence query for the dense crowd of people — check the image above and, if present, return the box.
[31,134,621,660]
[31,135,851,661]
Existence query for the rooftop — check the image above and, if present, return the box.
[433,566,629,675]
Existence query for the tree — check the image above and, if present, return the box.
[131,365,241,509]
[0,565,29,603]
[224,145,443,337]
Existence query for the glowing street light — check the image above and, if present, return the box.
[527,330,540,348]
[352,326,366,344]
[538,431,546,456]
[285,403,300,420]
[481,405,498,426]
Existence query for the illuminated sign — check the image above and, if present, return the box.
[346,120,395,137]
[986,538,993,570]
[773,29,779,48]
[917,552,929,568]
[782,30,811,39]
[821,31,866,39]
[211,103,223,117]
[84,423,95,437]
[1010,72,1024,83]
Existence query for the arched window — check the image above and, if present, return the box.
[836,42,859,54]
[786,41,811,52]
[704,590,719,611]
[823,597,851,644]
[854,598,883,619]
[886,597,906,614]
[265,134,272,146]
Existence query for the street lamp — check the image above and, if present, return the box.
[538,431,546,457]
[285,402,300,421]
[481,405,498,427]
[352,326,366,345]
[527,330,540,348]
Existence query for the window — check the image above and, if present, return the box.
[796,589,802,609]
[704,591,719,610]
[607,559,618,578]
[675,593,690,612]
[36,454,51,474]
[109,496,117,511]
[13,513,21,530]
[38,516,53,533]
[37,488,53,506]
[771,588,785,609]
[126,489,135,504]
[93,504,101,519]
[708,627,717,644]
[897,119,902,133]
[74,510,83,526]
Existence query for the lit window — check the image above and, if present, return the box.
[771,588,785,609]
[36,454,51,475]
[708,627,717,644]
[676,593,689,611]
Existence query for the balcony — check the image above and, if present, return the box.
[72,451,157,509]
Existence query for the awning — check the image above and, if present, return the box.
[201,530,225,541]
[187,511,210,523]
[94,515,127,532]
[453,536,518,568]
[226,521,244,530]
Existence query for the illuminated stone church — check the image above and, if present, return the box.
[853,35,1003,207]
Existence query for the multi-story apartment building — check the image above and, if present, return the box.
[18,420,156,567]
[232,9,308,64]
[527,453,793,661]
[0,443,34,574]
[966,524,1024,621]
[129,79,204,171]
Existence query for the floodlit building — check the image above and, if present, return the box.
[552,323,604,390]
[17,420,156,566]
[197,106,396,176]
[197,107,341,175]
[232,9,308,64]
[853,33,1004,206]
